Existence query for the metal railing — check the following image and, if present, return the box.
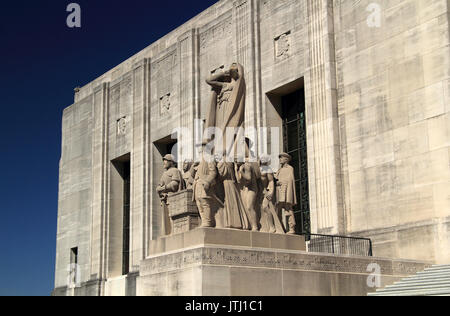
[301,233,373,257]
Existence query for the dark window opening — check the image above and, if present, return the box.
[122,160,130,276]
[281,89,310,235]
[70,247,78,265]
[111,154,131,276]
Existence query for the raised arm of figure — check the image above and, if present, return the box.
[205,71,230,88]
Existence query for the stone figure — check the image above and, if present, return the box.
[236,159,263,231]
[216,156,250,230]
[192,142,221,228]
[182,159,195,190]
[259,156,285,234]
[275,153,297,234]
[191,62,297,235]
[205,63,246,158]
[156,154,185,236]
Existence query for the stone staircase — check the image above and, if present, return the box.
[369,265,450,296]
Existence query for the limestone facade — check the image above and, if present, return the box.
[54,0,450,295]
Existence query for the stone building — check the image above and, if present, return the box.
[53,0,450,296]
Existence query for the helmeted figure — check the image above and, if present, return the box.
[275,153,297,234]
[156,154,185,236]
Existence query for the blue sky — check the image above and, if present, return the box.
[0,0,218,296]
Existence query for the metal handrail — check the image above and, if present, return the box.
[301,233,373,257]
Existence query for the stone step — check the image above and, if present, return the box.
[369,265,450,296]
[415,270,450,276]
[375,284,450,294]
[413,274,450,281]
[400,272,450,278]
[371,284,450,295]
[420,265,450,272]
[395,275,450,283]
[385,279,450,289]
[403,271,450,278]
[369,289,450,296]
[418,270,450,276]
[391,279,450,287]
[420,270,450,275]
[428,264,450,269]
[370,290,450,296]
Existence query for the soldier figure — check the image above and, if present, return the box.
[275,153,297,235]
[156,154,185,236]
[192,142,219,228]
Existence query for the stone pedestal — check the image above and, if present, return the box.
[148,227,306,255]
[137,228,429,296]
[167,190,200,234]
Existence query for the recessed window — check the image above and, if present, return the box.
[281,89,310,235]
[122,160,130,276]
[111,153,131,277]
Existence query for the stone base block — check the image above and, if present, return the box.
[51,279,105,296]
[105,276,127,296]
[149,227,306,255]
[138,228,430,296]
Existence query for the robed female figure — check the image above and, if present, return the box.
[205,63,246,159]
[204,63,250,230]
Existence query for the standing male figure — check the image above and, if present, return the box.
[156,154,185,236]
[192,142,219,228]
[275,153,297,234]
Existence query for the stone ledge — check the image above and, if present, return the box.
[148,227,306,255]
[138,244,431,296]
[141,245,430,276]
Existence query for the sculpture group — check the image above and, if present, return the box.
[157,63,298,236]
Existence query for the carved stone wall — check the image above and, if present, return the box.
[140,246,429,277]
[304,0,343,235]
[199,12,235,121]
[334,0,450,263]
